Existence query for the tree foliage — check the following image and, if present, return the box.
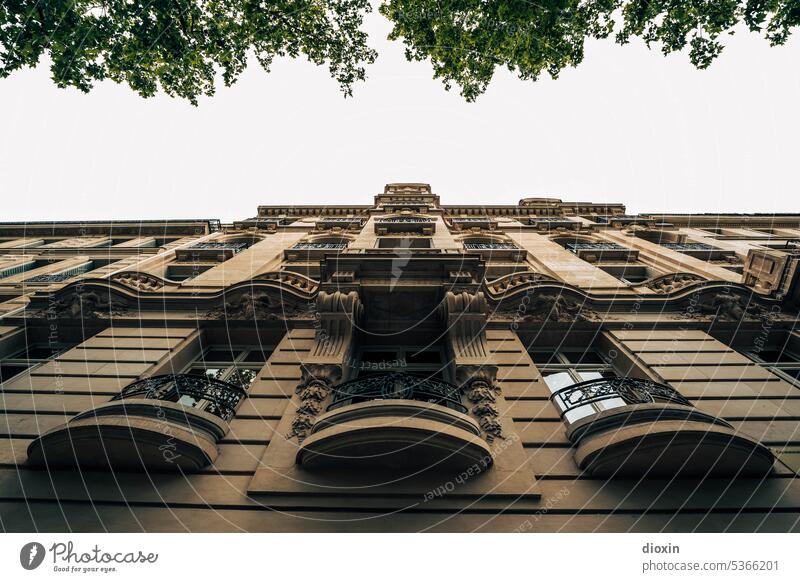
[0,0,376,104]
[380,0,800,100]
[0,1,798,103]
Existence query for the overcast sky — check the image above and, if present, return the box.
[0,11,798,223]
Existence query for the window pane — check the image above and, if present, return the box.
[406,350,441,365]
[779,368,800,383]
[19,345,62,360]
[242,350,269,363]
[563,350,606,365]
[530,351,559,365]
[755,349,800,363]
[203,348,240,362]
[542,371,575,393]
[177,394,200,408]
[360,351,399,364]
[577,370,616,382]
[0,364,28,383]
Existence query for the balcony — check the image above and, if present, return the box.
[662,242,735,260]
[233,217,284,230]
[315,217,364,230]
[550,377,774,477]
[566,242,638,262]
[449,217,498,231]
[528,217,580,231]
[374,217,435,235]
[292,243,348,251]
[284,241,349,261]
[27,374,246,471]
[593,215,656,227]
[463,242,524,261]
[296,372,492,471]
[175,241,249,262]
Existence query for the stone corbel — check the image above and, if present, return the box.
[441,290,490,363]
[286,291,362,441]
[441,290,503,442]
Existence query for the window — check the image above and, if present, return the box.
[742,345,800,388]
[166,264,212,282]
[598,264,659,285]
[0,343,73,384]
[531,349,623,423]
[183,346,269,389]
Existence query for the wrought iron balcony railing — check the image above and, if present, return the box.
[566,242,627,253]
[329,372,466,413]
[292,243,348,250]
[662,243,718,251]
[23,273,73,283]
[463,242,519,250]
[112,374,246,421]
[550,377,692,420]
[188,242,249,252]
[594,215,654,224]
[375,217,435,223]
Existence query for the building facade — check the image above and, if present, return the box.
[1,183,799,532]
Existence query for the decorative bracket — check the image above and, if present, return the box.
[441,290,503,441]
[287,291,362,441]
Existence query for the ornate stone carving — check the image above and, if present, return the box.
[41,290,129,319]
[645,273,705,294]
[492,291,597,322]
[254,271,319,294]
[692,290,767,321]
[457,365,503,442]
[287,364,342,442]
[110,271,166,291]
[206,290,307,320]
[484,271,558,300]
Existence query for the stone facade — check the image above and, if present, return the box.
[1,183,800,532]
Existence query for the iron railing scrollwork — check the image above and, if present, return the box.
[463,242,519,250]
[566,242,627,253]
[662,243,717,251]
[292,243,348,250]
[188,242,248,252]
[328,372,466,413]
[550,377,692,419]
[376,217,435,223]
[113,374,246,421]
[23,273,73,283]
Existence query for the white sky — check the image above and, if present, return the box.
[0,11,798,222]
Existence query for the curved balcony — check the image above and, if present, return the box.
[550,377,774,478]
[297,372,492,472]
[27,375,246,472]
